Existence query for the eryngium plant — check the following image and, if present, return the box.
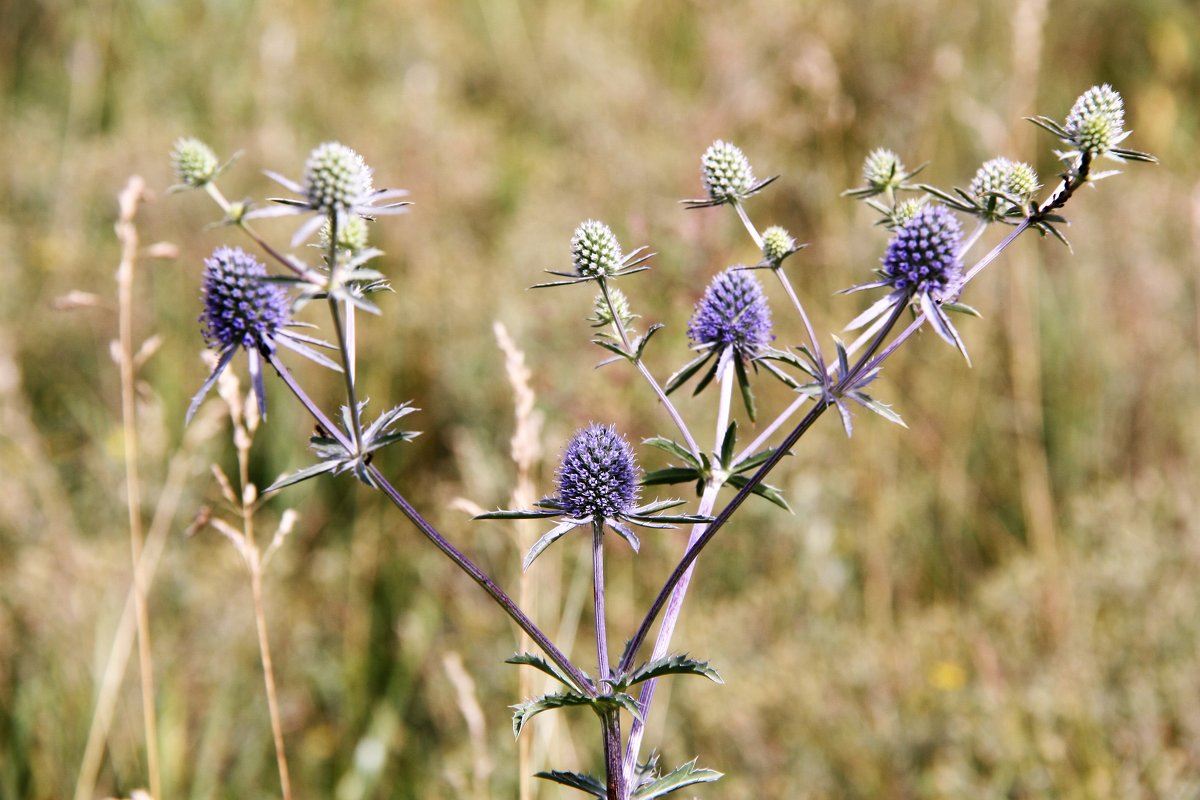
[168,84,1155,799]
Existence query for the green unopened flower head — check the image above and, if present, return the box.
[571,220,623,278]
[891,197,928,227]
[1065,84,1125,155]
[304,142,374,213]
[171,137,219,187]
[592,287,635,328]
[970,158,1040,202]
[761,226,795,265]
[319,215,370,253]
[1005,161,1039,200]
[701,140,756,202]
[862,148,905,194]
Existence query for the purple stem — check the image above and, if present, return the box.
[265,351,594,696]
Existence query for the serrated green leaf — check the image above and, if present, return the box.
[535,770,607,798]
[731,446,782,474]
[593,338,634,361]
[643,437,700,467]
[523,519,586,571]
[595,691,643,721]
[833,335,850,382]
[641,467,703,487]
[473,508,560,520]
[942,301,981,318]
[506,653,584,692]
[512,690,593,736]
[635,323,665,359]
[719,421,737,469]
[664,351,714,395]
[690,358,721,396]
[626,654,724,688]
[633,758,724,800]
[1025,115,1069,138]
[734,356,756,422]
[848,391,907,428]
[726,474,792,513]
[263,460,339,493]
[758,357,802,389]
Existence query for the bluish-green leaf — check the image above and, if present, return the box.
[633,758,724,800]
[512,690,593,736]
[625,654,723,688]
[642,437,700,467]
[535,770,607,798]
[506,653,584,692]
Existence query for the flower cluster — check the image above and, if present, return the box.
[556,424,640,519]
[477,424,708,570]
[186,246,340,424]
[171,137,220,188]
[879,204,963,299]
[572,220,624,278]
[1065,84,1126,156]
[199,246,290,352]
[760,225,797,266]
[687,268,773,359]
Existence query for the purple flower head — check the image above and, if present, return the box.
[687,267,773,358]
[880,205,963,301]
[556,424,640,520]
[200,246,291,352]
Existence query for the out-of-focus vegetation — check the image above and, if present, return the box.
[1,0,1197,797]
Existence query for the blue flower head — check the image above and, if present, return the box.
[687,268,773,359]
[200,246,290,352]
[474,424,709,570]
[880,204,963,301]
[845,204,970,360]
[556,424,640,520]
[187,247,342,424]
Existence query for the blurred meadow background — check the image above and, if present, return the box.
[2,0,1199,797]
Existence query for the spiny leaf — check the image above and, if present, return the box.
[643,436,700,467]
[506,653,584,692]
[726,474,792,513]
[511,690,593,736]
[633,758,724,800]
[535,770,607,798]
[625,654,724,689]
[641,467,704,487]
[664,351,713,394]
[263,460,339,493]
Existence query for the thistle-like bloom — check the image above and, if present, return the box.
[475,424,708,570]
[843,148,924,199]
[590,286,636,329]
[760,225,798,266]
[1027,84,1153,167]
[557,424,640,519]
[666,268,773,417]
[171,137,220,188]
[533,221,652,288]
[968,157,1039,221]
[845,205,970,358]
[1065,84,1126,156]
[572,219,624,278]
[319,214,370,254]
[249,141,410,246]
[682,141,778,208]
[687,268,773,359]
[187,246,340,423]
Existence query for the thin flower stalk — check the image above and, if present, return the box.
[114,176,162,800]
[599,279,701,457]
[264,352,596,695]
